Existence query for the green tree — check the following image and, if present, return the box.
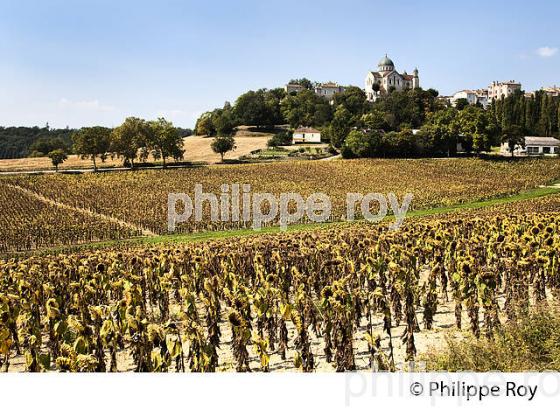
[147,118,185,167]
[213,106,236,136]
[327,105,352,148]
[72,126,111,171]
[30,136,69,156]
[233,89,280,129]
[47,149,68,172]
[454,106,497,154]
[420,108,458,156]
[288,78,313,90]
[195,112,216,136]
[342,129,383,158]
[360,109,387,130]
[501,125,525,157]
[332,87,368,122]
[211,135,236,162]
[280,90,332,128]
[454,98,469,111]
[110,117,150,169]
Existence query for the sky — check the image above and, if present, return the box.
[0,0,559,129]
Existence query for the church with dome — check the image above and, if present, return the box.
[365,55,419,101]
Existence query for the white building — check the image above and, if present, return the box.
[451,89,489,108]
[284,82,346,100]
[488,80,522,100]
[500,136,560,156]
[541,86,560,97]
[292,127,321,144]
[285,83,307,94]
[365,55,419,101]
[314,82,346,101]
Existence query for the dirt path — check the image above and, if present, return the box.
[7,183,157,237]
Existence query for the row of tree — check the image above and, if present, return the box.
[491,90,560,138]
[71,117,184,171]
[342,105,501,158]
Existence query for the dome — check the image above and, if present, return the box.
[378,54,394,68]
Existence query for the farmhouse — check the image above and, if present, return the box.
[500,136,560,156]
[292,127,321,144]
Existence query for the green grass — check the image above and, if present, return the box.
[422,306,560,371]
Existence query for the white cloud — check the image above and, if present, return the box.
[58,98,115,112]
[536,46,558,58]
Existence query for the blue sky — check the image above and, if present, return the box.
[0,0,559,129]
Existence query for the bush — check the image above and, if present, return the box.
[267,131,292,147]
[423,306,560,371]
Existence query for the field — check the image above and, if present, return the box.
[2,157,560,252]
[2,157,560,372]
[0,132,270,173]
[2,192,560,372]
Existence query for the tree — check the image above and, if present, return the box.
[213,107,236,136]
[47,149,67,172]
[288,78,313,90]
[454,98,469,111]
[111,117,151,168]
[332,87,368,122]
[360,109,387,131]
[30,136,69,156]
[72,126,111,171]
[195,112,217,136]
[420,108,458,156]
[280,89,332,128]
[147,118,185,167]
[211,135,236,162]
[454,106,498,154]
[341,129,383,158]
[501,125,525,157]
[327,106,352,147]
[233,89,279,129]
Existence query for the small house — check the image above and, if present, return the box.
[292,127,321,144]
[500,136,560,156]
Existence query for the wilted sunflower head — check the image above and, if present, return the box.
[228,311,242,327]
[96,263,105,273]
[321,286,333,299]
[529,240,539,249]
[461,262,472,275]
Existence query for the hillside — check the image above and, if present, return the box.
[0,127,272,172]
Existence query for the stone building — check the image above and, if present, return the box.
[365,55,419,101]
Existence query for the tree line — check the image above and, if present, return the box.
[70,117,187,171]
[0,125,74,159]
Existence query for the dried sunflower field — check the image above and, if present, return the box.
[2,193,560,372]
[2,157,560,251]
